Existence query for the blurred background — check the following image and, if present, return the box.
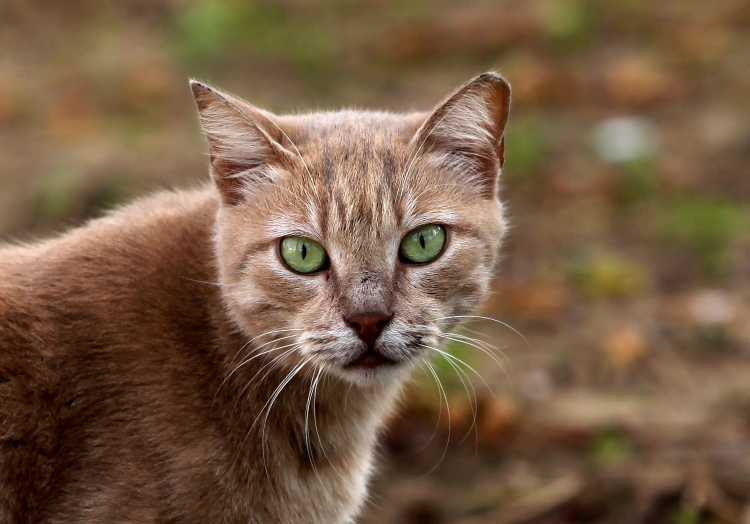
[2,0,750,522]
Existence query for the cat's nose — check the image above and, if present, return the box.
[344,311,392,349]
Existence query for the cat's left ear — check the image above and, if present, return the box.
[413,72,511,198]
[190,80,296,206]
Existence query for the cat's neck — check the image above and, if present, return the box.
[214,323,402,478]
[211,290,402,521]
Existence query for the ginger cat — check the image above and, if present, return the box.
[0,72,510,523]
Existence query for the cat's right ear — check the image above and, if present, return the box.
[412,72,511,199]
[190,80,294,206]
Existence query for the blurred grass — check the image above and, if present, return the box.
[572,253,651,299]
[590,429,634,467]
[536,0,598,49]
[424,335,481,393]
[672,505,704,524]
[33,169,83,227]
[504,116,547,184]
[33,170,137,229]
[174,0,336,78]
[656,197,744,279]
[614,158,660,204]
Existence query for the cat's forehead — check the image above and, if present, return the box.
[291,110,420,139]
[287,111,419,167]
[283,111,423,241]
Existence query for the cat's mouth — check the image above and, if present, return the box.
[344,350,401,370]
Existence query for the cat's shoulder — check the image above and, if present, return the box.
[0,185,220,345]
[0,186,218,267]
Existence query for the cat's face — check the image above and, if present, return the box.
[193,74,510,385]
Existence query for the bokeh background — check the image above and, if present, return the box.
[3,1,750,522]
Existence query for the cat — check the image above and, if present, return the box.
[0,72,510,524]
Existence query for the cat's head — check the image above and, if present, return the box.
[192,73,510,385]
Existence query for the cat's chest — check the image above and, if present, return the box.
[231,432,377,524]
[217,366,402,523]
[293,449,375,524]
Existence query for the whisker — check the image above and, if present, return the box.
[438,315,532,352]
[407,182,469,204]
[456,334,512,362]
[247,327,304,347]
[258,112,321,208]
[217,334,301,402]
[447,329,507,354]
[226,337,300,388]
[305,367,325,487]
[439,332,509,370]
[257,358,311,431]
[179,276,236,288]
[218,328,304,403]
[250,357,310,446]
[420,362,451,477]
[458,326,515,359]
[313,372,354,488]
[228,328,303,369]
[250,182,318,221]
[230,332,300,371]
[407,362,444,456]
[421,343,499,405]
[259,357,314,480]
[441,331,515,399]
[232,354,308,470]
[230,344,301,420]
[436,352,479,446]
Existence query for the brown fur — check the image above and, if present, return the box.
[0,73,511,523]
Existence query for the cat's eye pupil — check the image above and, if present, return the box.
[301,243,307,259]
[419,233,425,249]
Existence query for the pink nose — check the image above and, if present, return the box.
[345,312,392,349]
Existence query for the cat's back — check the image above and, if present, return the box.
[0,186,220,361]
[0,187,227,523]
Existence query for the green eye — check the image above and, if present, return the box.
[399,224,446,264]
[280,236,329,274]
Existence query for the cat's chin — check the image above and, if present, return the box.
[331,354,413,385]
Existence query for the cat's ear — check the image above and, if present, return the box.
[190,80,295,206]
[413,72,511,198]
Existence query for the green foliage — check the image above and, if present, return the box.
[428,337,480,393]
[33,170,136,229]
[173,0,335,76]
[591,429,633,466]
[175,0,284,63]
[33,169,83,226]
[572,253,650,299]
[109,114,163,149]
[657,197,743,279]
[83,175,136,214]
[390,0,433,22]
[503,117,546,183]
[614,158,659,204]
[672,504,703,524]
[536,0,598,49]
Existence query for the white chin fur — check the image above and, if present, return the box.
[331,360,414,386]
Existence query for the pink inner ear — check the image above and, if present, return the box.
[497,137,506,169]
[209,155,269,207]
[412,74,511,198]
[193,82,297,206]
